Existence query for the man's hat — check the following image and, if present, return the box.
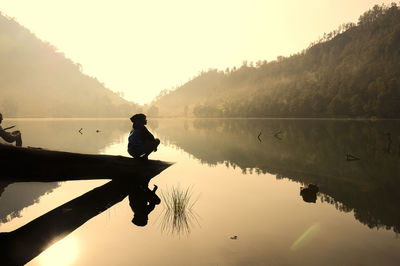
[130,113,146,123]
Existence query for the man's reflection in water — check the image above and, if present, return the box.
[129,184,161,226]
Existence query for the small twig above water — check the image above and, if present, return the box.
[346,153,360,161]
[274,130,282,140]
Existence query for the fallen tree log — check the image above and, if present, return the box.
[0,144,173,182]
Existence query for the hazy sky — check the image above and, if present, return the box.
[0,0,395,104]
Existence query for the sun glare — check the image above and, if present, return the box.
[37,235,79,266]
[290,223,321,251]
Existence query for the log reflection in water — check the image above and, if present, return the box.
[0,179,162,266]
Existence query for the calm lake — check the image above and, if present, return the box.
[1,118,400,266]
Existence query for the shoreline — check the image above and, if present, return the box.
[4,117,400,121]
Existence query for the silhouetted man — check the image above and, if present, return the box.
[127,113,160,160]
[0,113,22,147]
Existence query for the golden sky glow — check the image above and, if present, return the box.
[0,0,395,104]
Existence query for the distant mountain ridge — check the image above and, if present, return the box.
[0,12,141,117]
[153,3,400,118]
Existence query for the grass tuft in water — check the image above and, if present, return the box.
[160,185,200,237]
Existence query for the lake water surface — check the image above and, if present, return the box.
[1,118,400,266]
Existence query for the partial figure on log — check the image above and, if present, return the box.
[127,113,160,160]
[0,113,22,147]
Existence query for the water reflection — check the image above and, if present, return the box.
[150,119,400,234]
[0,182,60,224]
[2,118,130,153]
[300,184,319,203]
[129,184,161,226]
[159,185,200,237]
[0,119,129,225]
[0,179,161,265]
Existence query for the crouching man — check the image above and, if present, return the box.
[127,113,160,160]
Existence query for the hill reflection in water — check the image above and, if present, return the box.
[0,119,130,224]
[150,118,400,234]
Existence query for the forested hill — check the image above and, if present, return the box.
[0,13,141,117]
[153,4,400,118]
